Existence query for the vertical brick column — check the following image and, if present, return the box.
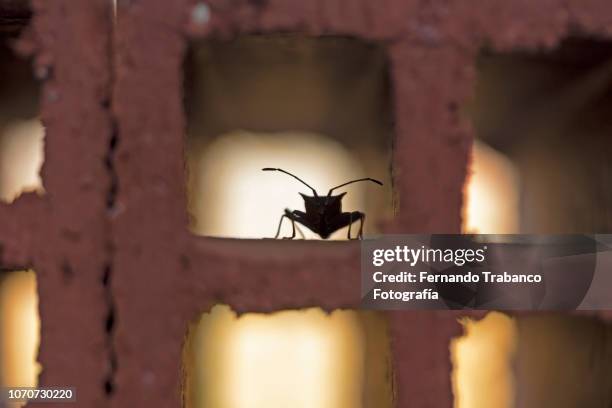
[0,1,113,407]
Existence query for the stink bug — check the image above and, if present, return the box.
[262,167,383,240]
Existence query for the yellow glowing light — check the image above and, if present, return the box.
[463,141,520,234]
[0,270,41,407]
[188,130,368,239]
[184,305,390,408]
[0,119,45,203]
[451,312,517,408]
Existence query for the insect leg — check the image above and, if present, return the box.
[327,211,364,240]
[348,212,365,240]
[274,214,298,239]
[287,215,296,239]
[287,210,318,237]
[288,210,307,238]
[294,224,306,239]
[358,212,366,240]
[274,209,309,239]
[274,214,289,239]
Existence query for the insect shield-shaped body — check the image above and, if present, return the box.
[262,168,383,240]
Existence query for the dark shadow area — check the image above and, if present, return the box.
[0,1,31,37]
[515,314,612,408]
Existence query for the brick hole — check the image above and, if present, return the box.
[0,37,44,204]
[182,305,393,408]
[464,37,612,233]
[513,314,612,407]
[451,312,612,408]
[463,141,521,233]
[451,312,517,408]
[184,35,394,239]
[0,269,41,399]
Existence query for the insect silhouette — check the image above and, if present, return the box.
[262,168,383,240]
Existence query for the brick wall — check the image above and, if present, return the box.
[0,0,611,407]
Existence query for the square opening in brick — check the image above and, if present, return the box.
[0,30,44,204]
[452,312,612,408]
[451,312,517,408]
[182,305,393,408]
[184,35,394,240]
[463,38,612,233]
[0,269,41,398]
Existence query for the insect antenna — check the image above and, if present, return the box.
[327,178,383,196]
[262,168,319,196]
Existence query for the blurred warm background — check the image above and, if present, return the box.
[183,306,392,408]
[0,270,41,407]
[464,38,612,233]
[0,33,43,407]
[452,312,518,408]
[463,141,521,234]
[0,118,44,202]
[0,41,43,203]
[189,130,370,239]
